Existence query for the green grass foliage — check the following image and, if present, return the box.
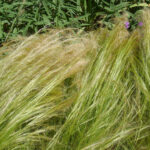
[0,8,150,150]
[0,0,150,43]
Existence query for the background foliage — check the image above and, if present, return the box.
[0,0,150,43]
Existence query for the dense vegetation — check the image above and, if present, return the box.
[0,0,150,43]
[0,8,150,150]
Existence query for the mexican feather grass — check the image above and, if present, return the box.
[0,9,150,150]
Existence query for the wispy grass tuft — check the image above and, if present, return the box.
[47,9,150,150]
[0,29,97,150]
[0,9,150,150]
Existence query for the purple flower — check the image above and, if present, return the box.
[138,22,143,26]
[125,22,130,29]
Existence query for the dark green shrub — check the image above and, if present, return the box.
[0,0,150,43]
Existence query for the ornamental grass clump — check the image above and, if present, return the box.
[48,10,150,150]
[0,9,150,150]
[47,20,143,150]
[0,29,97,150]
